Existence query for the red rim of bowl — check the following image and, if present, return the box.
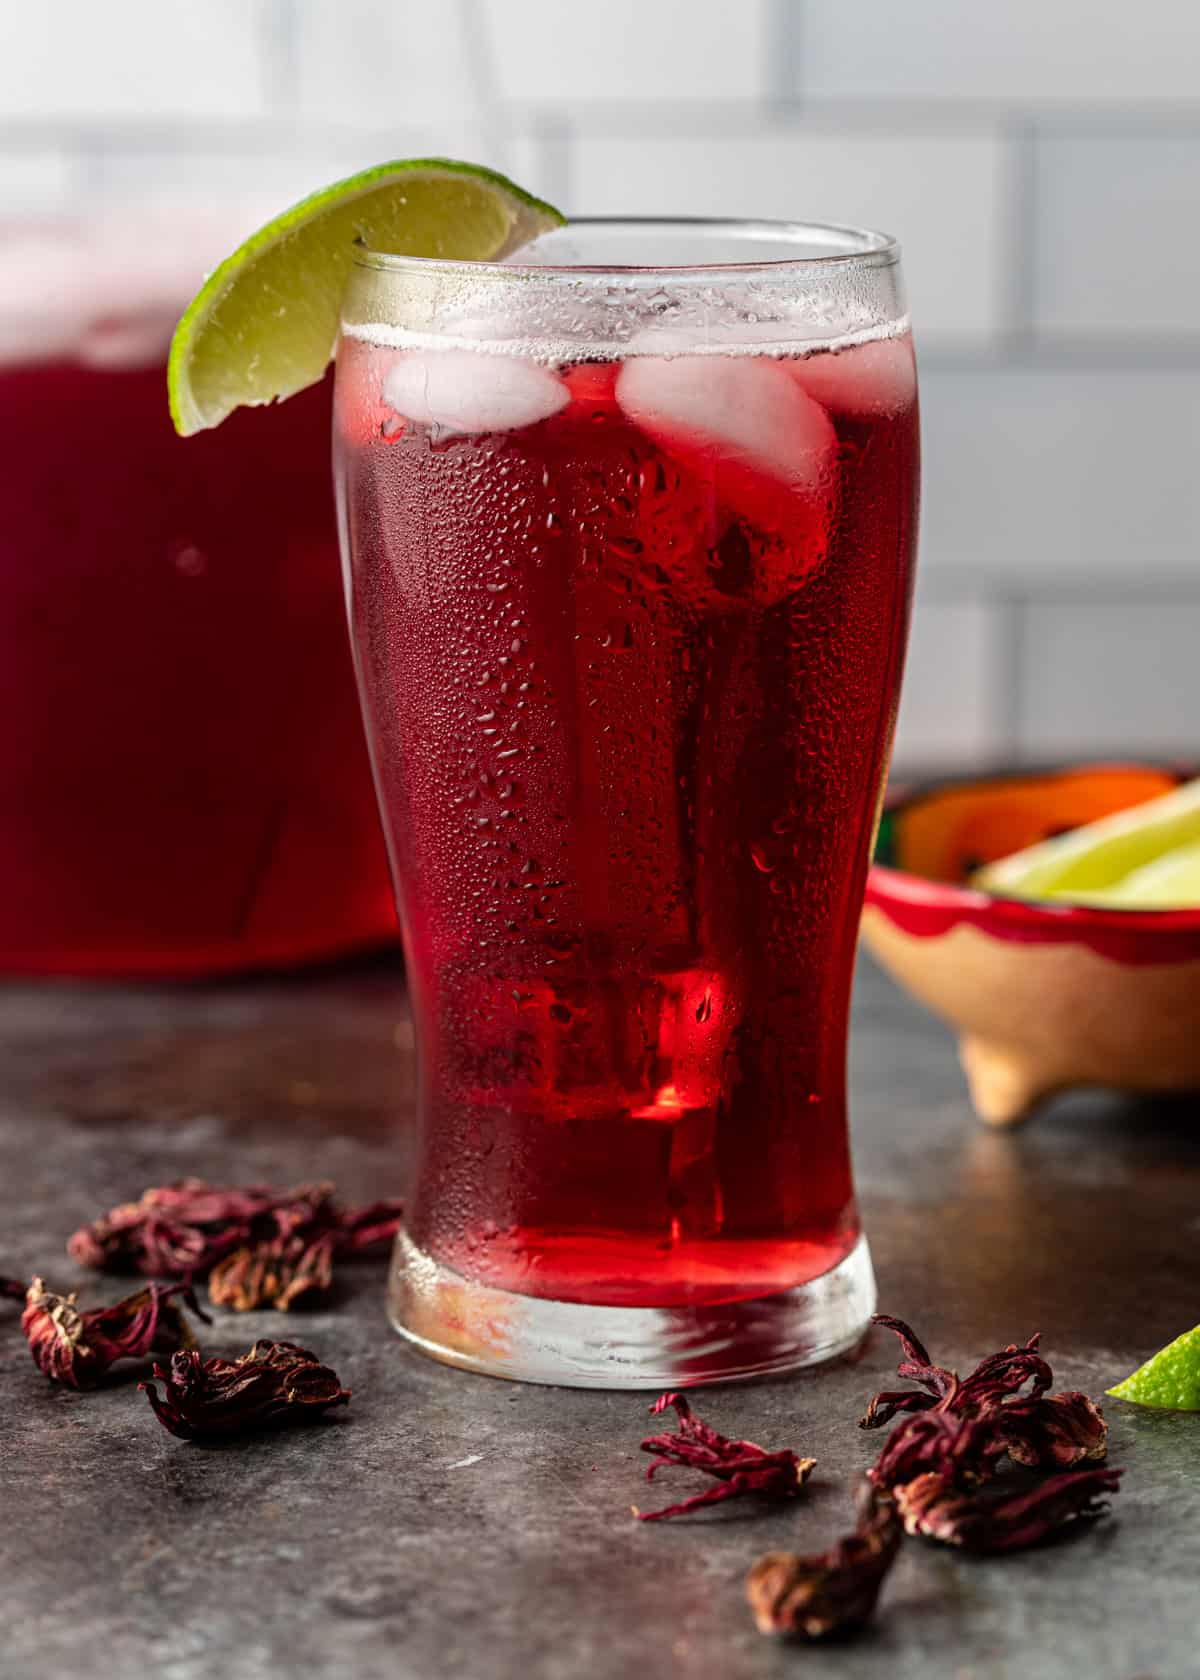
[866,859,1200,935]
[864,769,1200,960]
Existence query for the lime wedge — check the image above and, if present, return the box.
[1108,1325,1200,1410]
[168,158,564,436]
[1061,838,1200,909]
[973,776,1200,904]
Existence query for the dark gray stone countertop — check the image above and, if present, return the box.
[1,954,1197,1680]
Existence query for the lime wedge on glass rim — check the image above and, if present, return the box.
[167,158,564,437]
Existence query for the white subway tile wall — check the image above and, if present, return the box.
[2,0,1197,769]
[894,593,1007,768]
[569,129,1009,344]
[798,0,1200,104]
[1033,135,1200,340]
[919,368,1200,584]
[293,1,480,128]
[483,0,770,105]
[87,144,402,215]
[1021,601,1200,758]
[0,2,271,121]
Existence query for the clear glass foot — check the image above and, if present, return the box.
[387,1229,876,1389]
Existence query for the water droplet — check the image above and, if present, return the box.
[169,541,207,577]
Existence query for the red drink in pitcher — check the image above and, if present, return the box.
[336,220,918,1367]
[0,217,395,975]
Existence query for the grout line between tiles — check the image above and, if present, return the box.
[261,0,301,116]
[765,0,805,110]
[1003,118,1039,353]
[459,0,511,172]
[991,594,1028,759]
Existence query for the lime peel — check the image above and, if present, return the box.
[1107,1324,1200,1410]
[168,157,564,436]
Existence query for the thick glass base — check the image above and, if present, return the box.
[387,1229,876,1389]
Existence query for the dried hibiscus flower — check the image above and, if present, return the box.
[208,1233,336,1312]
[69,1179,403,1311]
[895,1466,1123,1553]
[634,1392,814,1521]
[334,1201,410,1256]
[986,1389,1109,1471]
[864,1315,1109,1486]
[69,1180,296,1275]
[21,1276,207,1390]
[870,1405,1007,1493]
[140,1339,350,1440]
[859,1313,959,1427]
[746,1480,901,1639]
[632,1312,1121,1647]
[861,1315,1051,1428]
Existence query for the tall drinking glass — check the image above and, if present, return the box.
[334,219,919,1386]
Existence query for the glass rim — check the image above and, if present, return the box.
[353,215,900,281]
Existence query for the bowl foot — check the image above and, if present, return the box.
[958,1034,1061,1126]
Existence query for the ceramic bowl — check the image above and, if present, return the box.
[861,764,1200,1125]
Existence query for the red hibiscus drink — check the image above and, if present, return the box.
[335,220,919,1384]
[0,214,395,976]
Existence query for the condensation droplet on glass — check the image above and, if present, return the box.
[169,541,207,577]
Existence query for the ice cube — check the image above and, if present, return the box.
[616,354,837,599]
[788,336,916,417]
[616,353,837,502]
[383,348,569,436]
